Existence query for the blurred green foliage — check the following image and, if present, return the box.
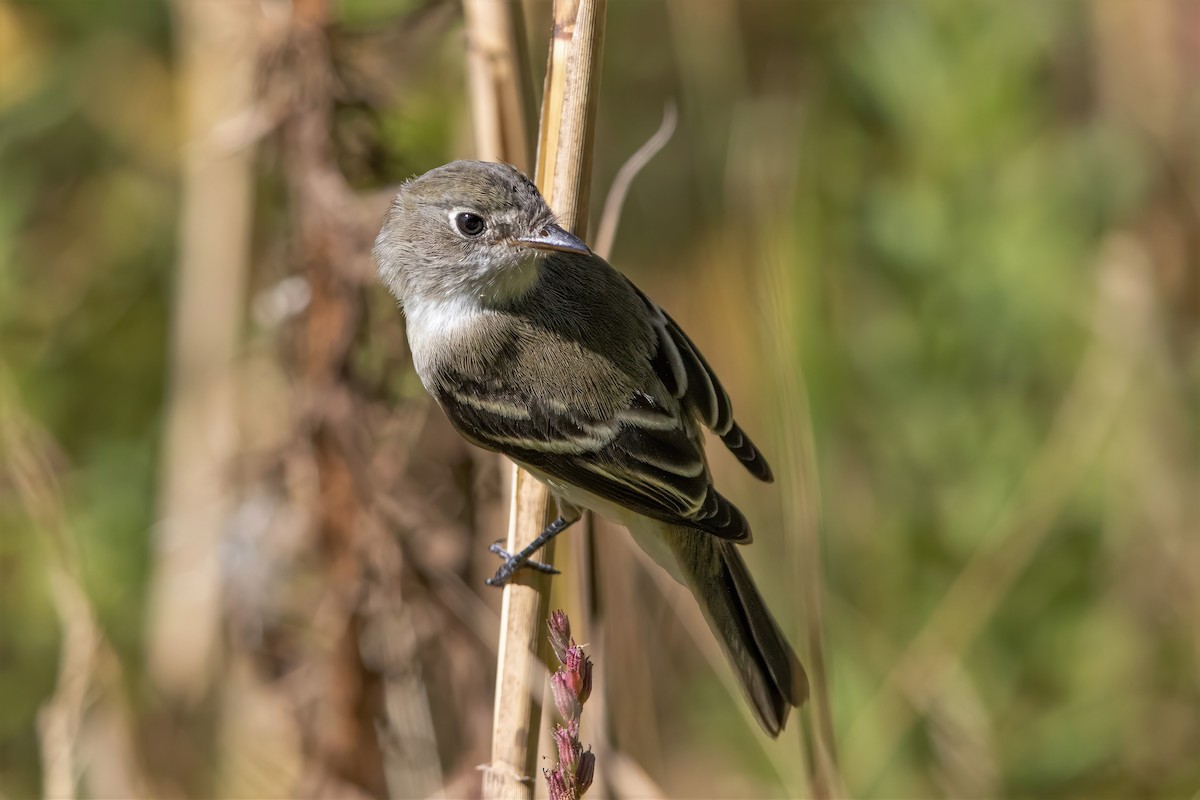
[2,0,1197,797]
[2,2,173,793]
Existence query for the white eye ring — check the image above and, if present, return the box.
[450,209,486,237]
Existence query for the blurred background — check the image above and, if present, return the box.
[2,0,1198,797]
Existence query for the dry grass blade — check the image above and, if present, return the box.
[760,216,844,800]
[593,100,677,260]
[726,96,841,798]
[0,375,146,799]
[2,409,92,800]
[763,279,844,798]
[483,1,607,798]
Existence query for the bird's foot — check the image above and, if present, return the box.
[485,541,560,587]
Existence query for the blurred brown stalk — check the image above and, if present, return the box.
[464,0,535,174]
[146,0,259,708]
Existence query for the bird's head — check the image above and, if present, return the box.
[373,160,590,309]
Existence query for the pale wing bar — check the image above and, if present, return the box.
[630,283,775,483]
[436,379,751,541]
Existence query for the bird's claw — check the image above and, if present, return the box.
[485,540,559,586]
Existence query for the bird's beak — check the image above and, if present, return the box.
[512,224,591,255]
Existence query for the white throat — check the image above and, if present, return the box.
[400,253,541,383]
[477,251,541,306]
[403,293,486,380]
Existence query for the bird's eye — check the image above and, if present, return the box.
[455,212,486,237]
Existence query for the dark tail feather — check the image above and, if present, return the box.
[665,527,808,736]
[720,423,775,483]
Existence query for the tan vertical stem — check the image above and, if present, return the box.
[533,0,605,233]
[464,0,536,173]
[146,0,259,704]
[483,1,606,798]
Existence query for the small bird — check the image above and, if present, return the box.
[374,160,808,735]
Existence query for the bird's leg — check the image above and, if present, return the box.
[486,500,582,587]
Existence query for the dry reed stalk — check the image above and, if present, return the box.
[483,1,606,797]
[463,0,541,795]
[464,0,536,173]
